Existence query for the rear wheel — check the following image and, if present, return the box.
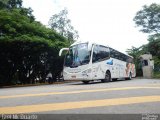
[82,81,90,84]
[112,78,118,81]
[101,71,111,82]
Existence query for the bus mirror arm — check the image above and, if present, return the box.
[59,48,69,56]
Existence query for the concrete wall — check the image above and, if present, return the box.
[142,66,153,79]
[140,54,154,79]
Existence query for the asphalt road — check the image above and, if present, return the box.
[0,78,160,119]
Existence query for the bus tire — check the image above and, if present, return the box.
[82,81,90,84]
[112,78,118,81]
[101,71,111,82]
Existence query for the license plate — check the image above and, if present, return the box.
[71,76,76,78]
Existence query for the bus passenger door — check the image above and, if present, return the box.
[92,62,99,79]
[92,61,104,79]
[92,45,103,79]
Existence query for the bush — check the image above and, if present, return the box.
[153,71,160,78]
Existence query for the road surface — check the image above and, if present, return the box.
[0,78,160,119]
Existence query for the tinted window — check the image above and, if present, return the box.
[110,48,119,59]
[92,45,110,63]
[99,45,110,60]
[92,45,99,62]
[110,48,115,58]
[110,48,133,62]
[126,56,133,63]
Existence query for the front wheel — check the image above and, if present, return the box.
[101,71,111,82]
[82,81,90,84]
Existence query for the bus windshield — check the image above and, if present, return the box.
[64,43,91,67]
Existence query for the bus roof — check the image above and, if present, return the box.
[70,40,89,47]
[70,40,133,58]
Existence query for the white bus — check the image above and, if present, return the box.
[59,41,136,84]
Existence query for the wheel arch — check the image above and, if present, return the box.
[104,70,111,79]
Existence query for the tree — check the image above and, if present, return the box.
[0,0,8,9]
[133,3,160,34]
[132,3,160,76]
[0,0,69,86]
[8,0,22,8]
[126,45,148,76]
[49,9,79,43]
[0,0,22,9]
[148,35,160,72]
[0,0,35,21]
[148,34,160,57]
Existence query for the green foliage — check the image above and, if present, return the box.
[153,71,160,78]
[133,3,160,34]
[130,3,160,78]
[148,34,160,57]
[126,46,146,76]
[153,56,160,74]
[49,9,79,43]
[0,0,8,9]
[8,0,22,8]
[148,35,160,74]
[126,40,160,77]
[0,0,22,9]
[0,0,70,86]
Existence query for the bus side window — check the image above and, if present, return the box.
[110,48,116,58]
[99,46,110,60]
[92,45,99,63]
[93,45,110,63]
[126,57,133,63]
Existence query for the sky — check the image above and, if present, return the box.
[23,0,160,53]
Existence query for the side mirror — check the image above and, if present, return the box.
[59,48,69,56]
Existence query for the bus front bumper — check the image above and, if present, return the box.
[63,72,92,81]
